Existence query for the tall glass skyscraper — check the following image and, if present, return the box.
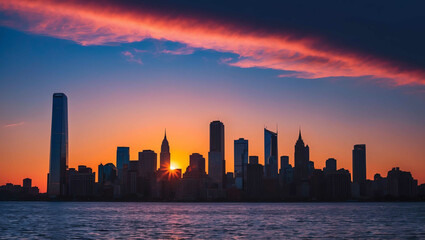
[208,120,225,187]
[234,138,248,189]
[47,93,68,196]
[117,146,130,180]
[264,128,278,178]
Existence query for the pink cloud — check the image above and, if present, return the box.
[121,50,142,64]
[1,0,424,86]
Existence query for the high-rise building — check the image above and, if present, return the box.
[280,156,289,172]
[160,131,170,169]
[208,121,225,187]
[47,93,69,196]
[246,158,264,200]
[249,156,259,165]
[352,144,366,183]
[116,147,130,180]
[23,178,32,191]
[234,138,248,189]
[189,153,206,173]
[294,130,310,181]
[98,163,117,185]
[325,158,337,173]
[139,150,157,177]
[264,128,278,178]
[67,165,95,197]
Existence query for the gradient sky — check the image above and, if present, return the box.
[1,0,425,192]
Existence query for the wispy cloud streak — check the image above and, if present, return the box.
[3,122,25,128]
[1,0,424,86]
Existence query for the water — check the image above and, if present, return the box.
[0,202,424,239]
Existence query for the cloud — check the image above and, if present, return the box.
[121,50,142,64]
[161,46,195,55]
[1,0,425,86]
[3,122,25,128]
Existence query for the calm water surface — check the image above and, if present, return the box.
[1,202,424,239]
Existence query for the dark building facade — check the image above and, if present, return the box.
[116,146,130,180]
[208,121,225,187]
[160,131,170,170]
[246,159,264,200]
[47,93,69,197]
[352,144,366,183]
[264,128,278,179]
[67,165,95,197]
[139,150,157,177]
[294,130,310,181]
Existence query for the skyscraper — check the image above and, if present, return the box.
[325,158,337,173]
[352,144,366,183]
[264,128,278,178]
[189,153,206,173]
[208,120,225,187]
[139,150,157,176]
[160,131,170,169]
[47,93,68,196]
[294,130,310,181]
[234,138,248,189]
[116,147,130,180]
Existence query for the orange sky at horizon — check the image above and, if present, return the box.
[1,88,424,193]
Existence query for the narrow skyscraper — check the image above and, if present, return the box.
[208,120,225,187]
[47,93,68,196]
[160,130,170,169]
[234,138,248,189]
[294,130,310,181]
[264,128,278,178]
[116,147,130,180]
[352,144,366,183]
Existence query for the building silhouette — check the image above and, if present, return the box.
[116,147,130,181]
[234,138,248,190]
[160,131,171,170]
[139,150,157,177]
[67,165,95,198]
[178,153,209,201]
[246,156,264,200]
[294,130,310,181]
[208,120,225,187]
[325,158,337,173]
[47,93,69,197]
[352,144,366,183]
[264,128,278,178]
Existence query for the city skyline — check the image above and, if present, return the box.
[1,1,425,194]
[1,92,424,193]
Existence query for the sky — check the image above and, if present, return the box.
[0,0,425,193]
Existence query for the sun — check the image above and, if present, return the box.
[170,165,176,170]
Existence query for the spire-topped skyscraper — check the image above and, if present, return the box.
[160,130,170,169]
[294,129,310,181]
[47,93,69,196]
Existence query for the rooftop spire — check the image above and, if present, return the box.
[298,127,302,140]
[164,128,167,140]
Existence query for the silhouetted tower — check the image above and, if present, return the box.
[264,128,278,178]
[208,120,225,187]
[294,130,310,181]
[116,146,129,180]
[160,130,171,169]
[234,138,248,189]
[352,144,366,183]
[47,93,68,197]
